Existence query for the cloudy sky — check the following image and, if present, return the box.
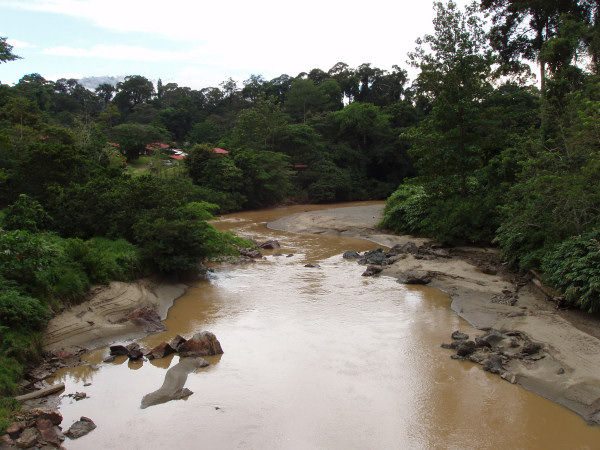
[1,0,472,90]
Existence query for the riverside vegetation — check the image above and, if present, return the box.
[1,0,600,433]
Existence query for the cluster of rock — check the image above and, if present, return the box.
[1,409,96,449]
[344,242,447,284]
[106,331,223,363]
[441,329,546,384]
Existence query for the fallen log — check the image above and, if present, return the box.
[15,383,65,401]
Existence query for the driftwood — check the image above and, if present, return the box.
[15,383,65,401]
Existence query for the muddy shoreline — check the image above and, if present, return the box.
[268,204,600,426]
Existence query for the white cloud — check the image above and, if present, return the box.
[5,38,36,48]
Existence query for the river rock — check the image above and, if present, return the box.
[456,341,476,357]
[149,342,176,360]
[451,331,469,340]
[521,342,543,356]
[358,248,386,265]
[343,251,361,259]
[239,247,262,258]
[65,417,96,439]
[15,427,39,448]
[396,270,432,285]
[362,265,383,277]
[304,263,321,268]
[6,422,24,439]
[122,306,166,334]
[126,343,144,360]
[259,240,280,249]
[476,329,507,348]
[109,344,129,356]
[35,418,63,446]
[170,335,187,351]
[177,331,223,357]
[482,354,504,374]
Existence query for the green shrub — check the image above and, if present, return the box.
[378,184,428,234]
[1,194,52,232]
[542,229,600,313]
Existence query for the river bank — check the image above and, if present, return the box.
[268,203,600,426]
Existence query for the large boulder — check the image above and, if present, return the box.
[35,418,63,447]
[177,331,223,357]
[343,251,361,259]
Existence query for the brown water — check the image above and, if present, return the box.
[54,202,600,449]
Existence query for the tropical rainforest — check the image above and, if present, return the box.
[1,0,600,413]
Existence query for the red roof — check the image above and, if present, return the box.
[146,142,170,151]
[213,148,229,154]
[169,155,185,160]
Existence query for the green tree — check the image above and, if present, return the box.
[110,123,164,161]
[113,75,155,114]
[407,0,494,195]
[0,37,21,64]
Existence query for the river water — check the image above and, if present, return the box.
[54,203,600,449]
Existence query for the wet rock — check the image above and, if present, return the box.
[259,240,280,249]
[177,331,223,357]
[109,345,129,356]
[362,265,383,277]
[521,342,543,356]
[6,422,24,439]
[31,410,62,426]
[396,270,432,285]
[149,342,176,360]
[15,427,39,448]
[477,329,507,348]
[65,417,96,439]
[239,248,262,258]
[441,342,460,350]
[304,263,321,268]
[456,341,476,357]
[482,355,504,374]
[35,419,63,446]
[102,355,116,363]
[1,434,14,447]
[169,335,187,351]
[126,343,144,360]
[343,251,361,259]
[451,331,469,340]
[358,249,386,265]
[122,306,166,334]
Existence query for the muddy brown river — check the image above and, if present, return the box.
[54,203,600,449]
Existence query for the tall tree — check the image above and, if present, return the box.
[407,1,494,194]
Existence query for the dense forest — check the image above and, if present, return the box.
[1,0,600,414]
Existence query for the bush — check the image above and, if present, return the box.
[378,184,427,234]
[542,229,600,313]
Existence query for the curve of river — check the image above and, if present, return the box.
[54,203,600,449]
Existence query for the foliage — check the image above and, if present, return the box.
[1,194,52,232]
[543,229,600,312]
[0,37,21,64]
[379,184,428,234]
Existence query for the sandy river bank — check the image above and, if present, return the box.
[268,203,600,426]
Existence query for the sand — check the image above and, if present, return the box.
[269,204,600,425]
[43,277,186,353]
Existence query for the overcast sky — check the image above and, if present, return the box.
[1,0,473,90]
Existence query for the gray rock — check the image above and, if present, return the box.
[387,242,418,256]
[521,342,543,356]
[343,251,361,259]
[358,249,386,265]
[482,354,504,374]
[65,417,96,439]
[304,263,321,268]
[362,265,383,277]
[451,331,469,340]
[16,427,39,448]
[259,240,280,249]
